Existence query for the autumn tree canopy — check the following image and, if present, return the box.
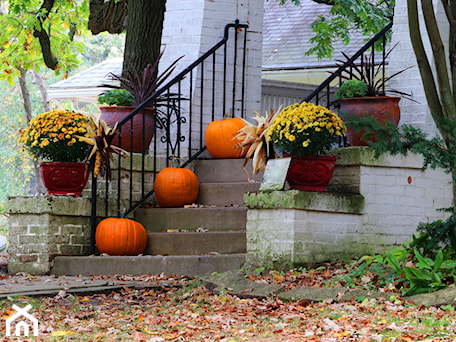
[0,0,164,82]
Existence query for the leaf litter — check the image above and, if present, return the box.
[0,270,455,341]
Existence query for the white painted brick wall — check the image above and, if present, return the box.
[160,0,263,155]
[246,149,453,267]
[389,0,448,137]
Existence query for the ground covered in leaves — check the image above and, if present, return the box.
[0,268,456,342]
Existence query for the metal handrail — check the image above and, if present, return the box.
[303,22,393,105]
[90,20,249,253]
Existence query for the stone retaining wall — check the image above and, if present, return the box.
[6,197,93,274]
[245,147,453,269]
[5,153,173,275]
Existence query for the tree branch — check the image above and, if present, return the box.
[421,0,456,120]
[440,0,456,32]
[407,0,444,122]
[33,0,58,70]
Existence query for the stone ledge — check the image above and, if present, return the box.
[7,196,92,216]
[6,196,135,218]
[203,270,456,306]
[331,146,427,169]
[244,190,364,214]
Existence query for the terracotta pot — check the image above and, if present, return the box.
[40,162,90,197]
[339,96,401,146]
[99,106,155,153]
[286,155,337,191]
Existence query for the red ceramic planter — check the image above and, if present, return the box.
[286,155,337,191]
[40,162,90,197]
[339,96,401,146]
[99,106,155,153]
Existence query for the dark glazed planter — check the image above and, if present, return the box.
[40,162,90,197]
[339,96,401,146]
[286,155,337,191]
[99,106,155,153]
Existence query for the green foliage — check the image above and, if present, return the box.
[101,51,183,107]
[0,78,36,200]
[385,248,456,296]
[305,0,394,59]
[273,0,393,59]
[334,79,368,99]
[98,89,134,106]
[324,256,400,291]
[0,0,89,81]
[409,214,456,257]
[335,44,413,98]
[350,114,456,296]
[331,245,456,296]
[342,114,456,175]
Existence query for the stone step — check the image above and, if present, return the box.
[135,206,248,232]
[51,254,246,277]
[145,231,246,255]
[196,182,261,206]
[194,158,264,183]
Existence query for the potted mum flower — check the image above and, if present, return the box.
[266,102,346,191]
[19,110,96,196]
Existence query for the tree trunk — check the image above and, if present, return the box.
[122,0,166,79]
[407,0,456,208]
[88,0,127,34]
[33,71,50,112]
[17,68,46,196]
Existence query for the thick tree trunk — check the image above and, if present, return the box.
[122,0,166,79]
[89,0,127,34]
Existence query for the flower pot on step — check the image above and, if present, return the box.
[40,161,90,197]
[99,106,155,153]
[286,155,337,191]
[339,96,401,146]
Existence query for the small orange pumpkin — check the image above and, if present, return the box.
[154,167,199,207]
[95,217,147,256]
[205,117,247,158]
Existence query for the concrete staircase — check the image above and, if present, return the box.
[51,159,263,277]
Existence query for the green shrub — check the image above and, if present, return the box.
[334,79,368,99]
[98,89,135,106]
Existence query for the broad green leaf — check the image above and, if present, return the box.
[433,249,444,271]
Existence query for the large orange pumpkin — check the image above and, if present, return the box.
[205,118,247,158]
[95,217,147,256]
[154,167,199,207]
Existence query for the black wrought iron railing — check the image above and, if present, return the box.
[299,22,393,147]
[303,22,393,108]
[90,20,249,251]
[89,21,393,252]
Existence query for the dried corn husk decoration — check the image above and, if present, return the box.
[233,107,280,179]
[76,120,129,179]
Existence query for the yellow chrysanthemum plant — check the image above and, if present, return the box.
[266,102,347,157]
[19,110,97,163]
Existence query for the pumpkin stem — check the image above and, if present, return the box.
[170,155,180,168]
